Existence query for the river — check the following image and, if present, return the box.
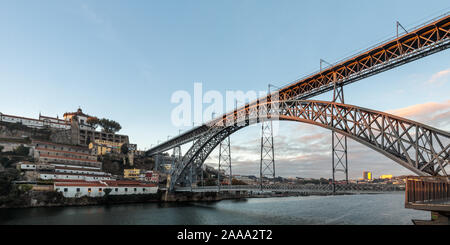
[0,193,429,225]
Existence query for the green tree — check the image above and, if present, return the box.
[0,169,20,196]
[18,184,33,193]
[13,145,29,156]
[99,118,122,133]
[120,144,129,155]
[86,117,100,129]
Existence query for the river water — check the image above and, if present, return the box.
[0,193,429,225]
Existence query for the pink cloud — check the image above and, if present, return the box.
[428,68,450,85]
[385,100,450,130]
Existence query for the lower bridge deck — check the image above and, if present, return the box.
[169,184,404,194]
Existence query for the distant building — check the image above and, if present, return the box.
[0,112,71,130]
[64,108,130,146]
[89,139,123,155]
[144,171,159,183]
[33,140,102,168]
[1,108,130,147]
[363,171,372,180]
[124,169,141,180]
[380,175,393,179]
[123,169,156,182]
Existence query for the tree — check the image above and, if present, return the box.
[99,118,122,133]
[13,145,29,156]
[120,144,129,155]
[86,117,100,129]
[0,169,20,196]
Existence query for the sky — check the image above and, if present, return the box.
[0,1,449,179]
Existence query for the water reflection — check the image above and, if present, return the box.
[0,193,428,225]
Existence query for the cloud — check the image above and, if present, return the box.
[427,68,450,85]
[386,100,450,130]
[205,99,450,179]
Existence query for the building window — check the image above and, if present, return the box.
[64,188,68,192]
[88,188,91,193]
[143,188,146,192]
[124,188,128,192]
[134,188,137,192]
[76,188,80,192]
[99,188,102,192]
[115,188,118,192]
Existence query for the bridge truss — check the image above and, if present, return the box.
[168,100,449,189]
[146,14,450,191]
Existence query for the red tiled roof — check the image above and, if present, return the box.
[55,182,107,187]
[63,109,92,118]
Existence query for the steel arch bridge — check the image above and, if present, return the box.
[169,100,450,189]
[145,14,450,191]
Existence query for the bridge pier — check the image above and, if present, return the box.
[218,136,232,190]
[331,76,349,193]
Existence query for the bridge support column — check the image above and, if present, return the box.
[218,136,232,191]
[331,78,349,193]
[168,146,182,190]
[260,119,275,191]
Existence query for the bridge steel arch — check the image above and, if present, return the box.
[147,14,450,157]
[169,100,450,189]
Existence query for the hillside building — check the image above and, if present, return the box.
[54,180,158,198]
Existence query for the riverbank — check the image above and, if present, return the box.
[0,193,427,225]
[0,188,402,209]
[0,190,162,209]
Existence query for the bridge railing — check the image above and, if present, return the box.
[175,184,404,192]
[405,177,450,204]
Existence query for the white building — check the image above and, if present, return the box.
[54,180,158,198]
[40,172,113,181]
[0,112,71,130]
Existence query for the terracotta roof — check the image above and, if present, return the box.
[55,182,107,187]
[54,179,98,182]
[63,108,92,118]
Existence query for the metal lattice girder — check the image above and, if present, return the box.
[218,136,232,187]
[332,83,349,184]
[147,14,450,157]
[260,120,275,180]
[169,99,450,190]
